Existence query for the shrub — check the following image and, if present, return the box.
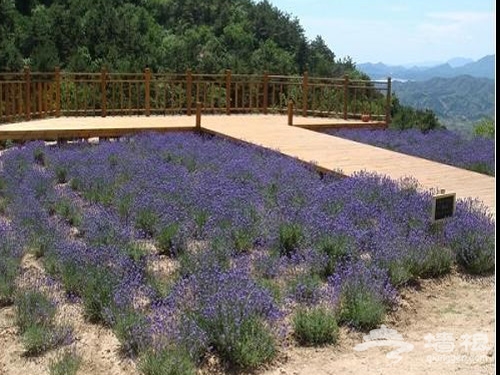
[444,199,495,275]
[49,349,82,375]
[220,317,276,369]
[81,267,116,324]
[279,223,303,256]
[51,198,82,227]
[114,310,148,356]
[15,290,72,355]
[317,234,352,277]
[339,289,386,330]
[293,307,339,346]
[33,147,47,166]
[55,166,69,184]
[288,273,322,305]
[156,223,180,256]
[419,246,453,278]
[138,347,196,375]
[135,209,159,237]
[330,262,394,330]
[15,290,56,333]
[0,256,20,306]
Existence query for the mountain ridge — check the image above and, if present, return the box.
[358,55,495,81]
[391,74,495,131]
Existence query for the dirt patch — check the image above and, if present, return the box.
[0,253,137,375]
[1,269,494,375]
[262,272,495,375]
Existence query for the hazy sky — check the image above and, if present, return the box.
[268,0,496,65]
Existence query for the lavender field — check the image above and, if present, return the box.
[0,132,495,374]
[326,128,495,176]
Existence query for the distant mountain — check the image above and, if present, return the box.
[359,55,495,81]
[392,75,495,130]
[446,57,474,68]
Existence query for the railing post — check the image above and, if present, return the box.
[302,71,308,117]
[225,69,231,115]
[287,100,294,126]
[186,69,193,116]
[343,74,349,120]
[195,102,202,129]
[385,77,392,126]
[145,68,151,116]
[101,67,107,117]
[262,72,269,114]
[55,66,61,117]
[24,66,31,121]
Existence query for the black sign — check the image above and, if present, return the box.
[432,193,456,222]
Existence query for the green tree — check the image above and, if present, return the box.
[0,0,23,71]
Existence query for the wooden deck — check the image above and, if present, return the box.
[0,115,495,216]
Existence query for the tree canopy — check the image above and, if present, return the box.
[1,0,358,76]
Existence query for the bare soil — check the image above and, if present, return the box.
[1,268,494,375]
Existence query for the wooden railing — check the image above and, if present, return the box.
[0,68,392,124]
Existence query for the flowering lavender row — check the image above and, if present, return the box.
[0,132,495,369]
[326,128,495,176]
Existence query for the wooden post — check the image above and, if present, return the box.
[186,69,193,116]
[385,77,392,126]
[262,72,269,114]
[144,68,151,116]
[225,69,231,115]
[55,67,61,117]
[287,100,294,126]
[24,66,31,121]
[100,67,107,117]
[343,74,349,120]
[302,71,308,117]
[195,102,202,129]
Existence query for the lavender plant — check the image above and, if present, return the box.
[327,128,495,176]
[0,130,495,367]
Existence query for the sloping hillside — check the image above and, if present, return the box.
[392,75,495,128]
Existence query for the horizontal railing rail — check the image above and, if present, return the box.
[0,68,392,124]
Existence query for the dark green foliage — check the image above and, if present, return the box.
[392,76,495,131]
[138,347,196,375]
[339,289,386,330]
[156,223,180,256]
[1,0,359,77]
[317,234,352,277]
[49,350,82,375]
[293,307,339,346]
[81,267,116,324]
[135,209,159,237]
[51,198,82,227]
[15,289,70,355]
[278,222,303,256]
[114,310,147,356]
[55,166,68,184]
[419,246,453,278]
[215,317,277,369]
[390,96,443,132]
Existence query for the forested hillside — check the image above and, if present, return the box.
[392,75,495,130]
[0,0,361,77]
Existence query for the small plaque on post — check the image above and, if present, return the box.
[432,191,456,222]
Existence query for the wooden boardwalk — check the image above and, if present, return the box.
[0,115,495,216]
